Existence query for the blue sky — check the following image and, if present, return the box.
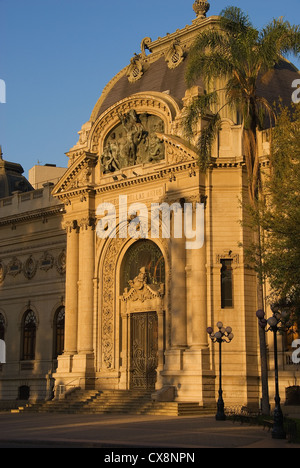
[0,0,299,177]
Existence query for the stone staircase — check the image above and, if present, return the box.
[12,389,214,416]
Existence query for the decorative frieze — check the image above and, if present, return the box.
[0,250,67,284]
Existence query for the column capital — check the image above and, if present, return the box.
[78,217,96,230]
[62,219,78,233]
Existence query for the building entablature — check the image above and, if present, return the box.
[0,183,64,225]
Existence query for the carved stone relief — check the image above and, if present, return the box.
[101,238,127,370]
[23,255,37,279]
[123,266,165,302]
[39,252,54,272]
[56,250,66,275]
[100,111,165,173]
[7,257,22,277]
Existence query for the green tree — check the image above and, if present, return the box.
[184,6,300,414]
[260,104,300,322]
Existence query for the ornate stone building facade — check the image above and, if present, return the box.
[0,154,66,401]
[0,2,299,409]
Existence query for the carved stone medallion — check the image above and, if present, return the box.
[23,255,37,279]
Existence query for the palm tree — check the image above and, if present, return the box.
[184,6,300,415]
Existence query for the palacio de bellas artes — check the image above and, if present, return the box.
[0,0,299,417]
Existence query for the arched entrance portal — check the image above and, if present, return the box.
[120,240,166,391]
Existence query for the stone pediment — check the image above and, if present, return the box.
[52,151,98,198]
[157,133,199,164]
[123,282,165,303]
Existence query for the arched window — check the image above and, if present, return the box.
[21,310,37,361]
[121,240,165,293]
[53,306,65,359]
[0,313,5,341]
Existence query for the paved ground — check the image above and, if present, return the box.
[0,412,298,450]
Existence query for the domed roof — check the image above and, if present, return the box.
[90,11,299,126]
[93,55,299,124]
[0,148,34,199]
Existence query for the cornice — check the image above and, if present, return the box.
[95,160,198,194]
[210,155,271,169]
[0,205,64,227]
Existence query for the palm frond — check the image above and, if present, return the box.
[183,91,219,138]
[186,31,232,86]
[196,114,222,172]
[184,6,300,184]
[219,6,253,34]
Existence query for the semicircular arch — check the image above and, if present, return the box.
[88,92,181,156]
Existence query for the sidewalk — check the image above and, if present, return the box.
[0,412,298,449]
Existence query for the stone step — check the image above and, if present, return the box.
[13,388,215,416]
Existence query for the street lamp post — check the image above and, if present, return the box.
[207,322,234,421]
[256,306,290,440]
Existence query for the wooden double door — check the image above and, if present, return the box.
[130,312,158,390]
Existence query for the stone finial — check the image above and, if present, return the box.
[0,146,3,160]
[193,0,210,19]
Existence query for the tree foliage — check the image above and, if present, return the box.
[261,104,300,319]
[184,6,300,203]
[243,104,300,323]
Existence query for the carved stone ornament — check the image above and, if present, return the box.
[141,37,152,59]
[123,267,164,303]
[165,39,185,69]
[100,111,165,173]
[72,121,92,150]
[126,54,144,83]
[23,255,37,280]
[193,0,210,18]
[7,257,22,277]
[56,250,66,275]
[0,261,6,283]
[101,238,127,370]
[39,251,54,271]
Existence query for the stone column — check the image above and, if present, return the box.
[77,218,95,354]
[63,220,79,355]
[72,217,95,379]
[170,209,187,348]
[53,220,79,387]
[191,238,208,348]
